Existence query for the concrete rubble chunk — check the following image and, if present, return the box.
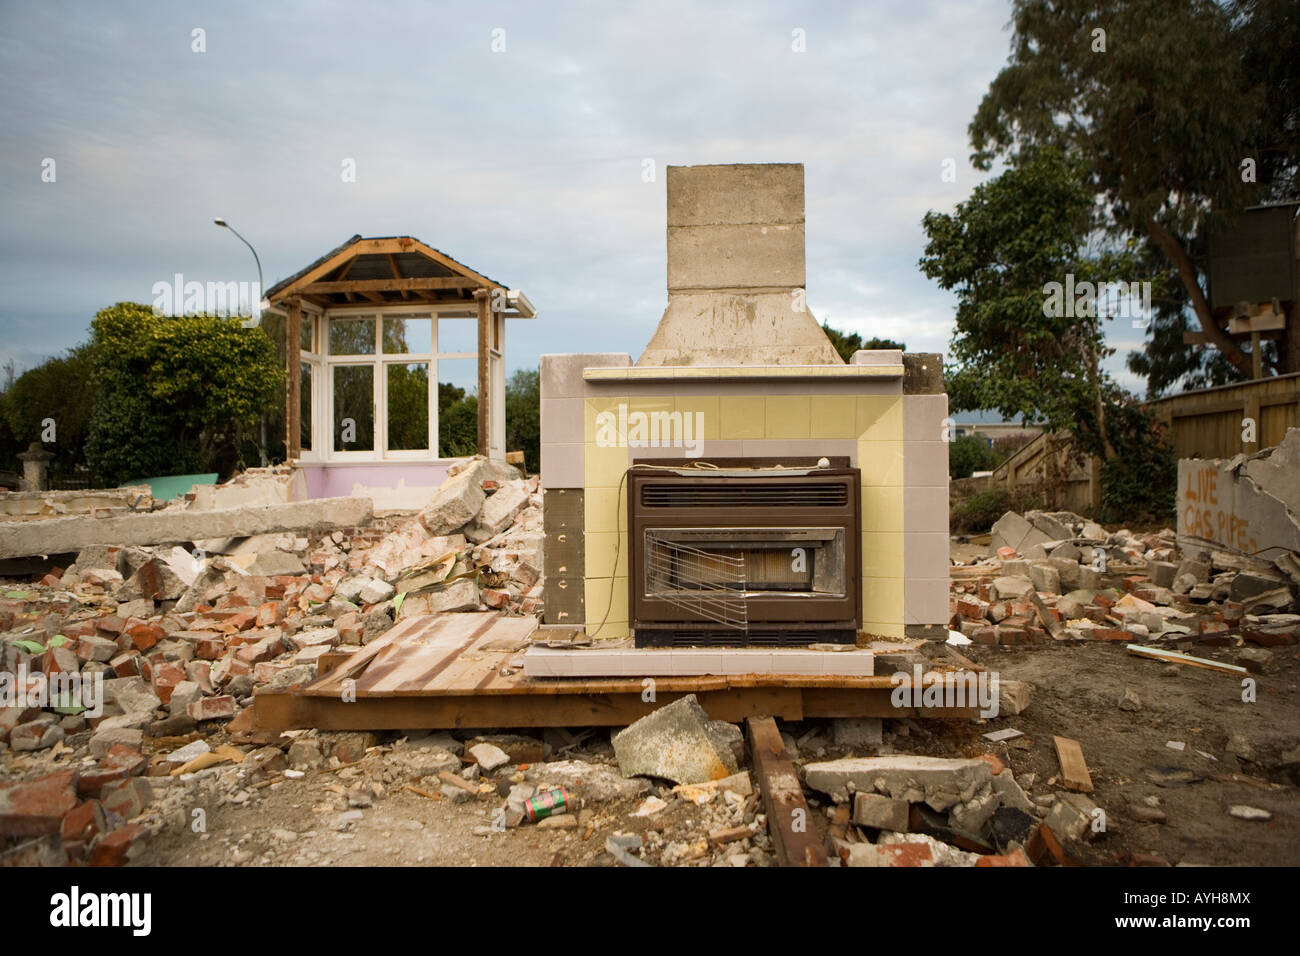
[990,511,1051,555]
[802,755,994,809]
[1044,792,1100,842]
[611,695,739,785]
[424,578,480,614]
[467,742,510,772]
[466,481,531,542]
[522,760,651,802]
[990,770,1036,814]
[11,719,64,751]
[949,783,1000,833]
[992,576,1034,601]
[832,717,883,748]
[419,465,489,535]
[1028,563,1061,595]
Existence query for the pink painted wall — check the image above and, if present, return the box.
[299,462,453,499]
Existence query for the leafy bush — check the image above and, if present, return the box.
[951,484,1047,534]
[952,487,1011,534]
[505,367,539,473]
[949,433,996,479]
[84,303,283,485]
[1098,407,1176,524]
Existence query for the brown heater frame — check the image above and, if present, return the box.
[628,457,861,646]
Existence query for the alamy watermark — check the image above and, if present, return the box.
[595,403,705,457]
[152,273,263,325]
[0,666,104,717]
[890,664,999,718]
[1042,274,1152,328]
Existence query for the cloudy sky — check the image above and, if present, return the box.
[0,0,1148,405]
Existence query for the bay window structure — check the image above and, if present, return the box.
[262,236,535,498]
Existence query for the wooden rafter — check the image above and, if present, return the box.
[300,277,481,294]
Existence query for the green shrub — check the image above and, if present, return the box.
[949,433,996,479]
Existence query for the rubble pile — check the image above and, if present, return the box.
[0,457,544,864]
[949,509,1300,651]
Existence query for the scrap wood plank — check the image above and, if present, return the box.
[746,716,827,867]
[1052,735,1094,793]
[365,615,500,695]
[300,616,421,695]
[1125,643,1249,675]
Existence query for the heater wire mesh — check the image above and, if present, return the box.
[644,531,749,632]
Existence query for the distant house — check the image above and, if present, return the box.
[261,236,535,499]
[951,422,1042,447]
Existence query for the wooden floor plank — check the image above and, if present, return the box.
[747,716,827,867]
[1053,735,1094,793]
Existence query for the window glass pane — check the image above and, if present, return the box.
[333,365,374,451]
[329,317,375,355]
[300,363,312,451]
[387,362,429,450]
[436,358,478,458]
[438,318,478,354]
[301,316,314,353]
[383,316,432,354]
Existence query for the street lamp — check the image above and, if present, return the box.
[213,218,266,314]
[214,217,270,465]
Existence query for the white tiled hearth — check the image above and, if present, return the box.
[523,643,874,678]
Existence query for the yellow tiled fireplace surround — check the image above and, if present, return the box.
[540,353,951,643]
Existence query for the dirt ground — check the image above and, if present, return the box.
[95,529,1300,868]
[132,628,1300,867]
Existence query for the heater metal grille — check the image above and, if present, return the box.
[640,482,849,508]
[644,532,748,632]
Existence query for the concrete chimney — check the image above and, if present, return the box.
[636,163,843,366]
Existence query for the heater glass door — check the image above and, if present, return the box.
[644,527,846,601]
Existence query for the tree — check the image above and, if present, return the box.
[919,148,1142,455]
[438,390,478,458]
[2,346,97,481]
[949,434,995,479]
[969,0,1298,381]
[820,322,905,363]
[84,303,283,485]
[505,367,540,473]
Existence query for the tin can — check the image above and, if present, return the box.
[525,787,571,822]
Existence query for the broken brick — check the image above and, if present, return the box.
[124,619,164,652]
[0,769,80,838]
[88,823,148,867]
[975,848,1030,867]
[61,799,107,848]
[99,778,152,822]
[188,695,237,721]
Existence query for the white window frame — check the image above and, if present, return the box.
[312,306,480,463]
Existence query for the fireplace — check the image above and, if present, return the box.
[629,458,860,645]
[538,163,951,653]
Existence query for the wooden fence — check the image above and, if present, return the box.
[1143,372,1300,460]
[987,431,1099,513]
[983,373,1300,515]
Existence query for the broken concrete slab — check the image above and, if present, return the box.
[466,482,531,542]
[0,497,374,560]
[611,694,740,785]
[523,760,651,802]
[802,754,993,809]
[990,511,1052,555]
[1178,430,1300,557]
[419,465,488,536]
